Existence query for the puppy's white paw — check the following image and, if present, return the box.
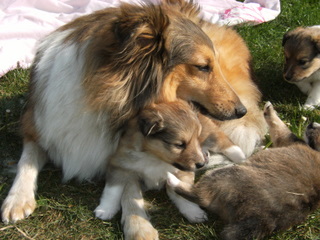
[180,200,208,223]
[303,104,315,110]
[1,192,36,224]
[224,146,246,163]
[166,172,181,187]
[94,204,120,220]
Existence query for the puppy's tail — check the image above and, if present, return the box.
[166,172,200,205]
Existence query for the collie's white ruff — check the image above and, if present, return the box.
[34,30,120,181]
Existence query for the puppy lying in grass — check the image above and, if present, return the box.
[283,26,320,109]
[94,100,245,240]
[168,102,320,240]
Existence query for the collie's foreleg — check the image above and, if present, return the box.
[1,141,47,223]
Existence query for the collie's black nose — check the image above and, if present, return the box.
[195,162,205,169]
[235,105,247,118]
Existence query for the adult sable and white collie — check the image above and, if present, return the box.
[2,0,265,224]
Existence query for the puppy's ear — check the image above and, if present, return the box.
[310,31,320,52]
[282,31,296,46]
[282,27,304,46]
[138,109,164,136]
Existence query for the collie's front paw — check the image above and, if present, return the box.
[94,204,119,220]
[1,192,36,224]
[123,215,159,240]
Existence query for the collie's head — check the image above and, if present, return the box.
[138,100,208,171]
[282,26,320,82]
[61,0,246,131]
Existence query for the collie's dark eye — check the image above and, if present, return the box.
[195,65,210,72]
[174,142,186,149]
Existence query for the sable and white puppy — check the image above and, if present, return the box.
[1,0,249,224]
[94,100,245,240]
[168,102,320,240]
[283,26,320,109]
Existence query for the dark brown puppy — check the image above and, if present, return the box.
[168,102,320,240]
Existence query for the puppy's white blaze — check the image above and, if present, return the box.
[95,185,123,220]
[33,30,120,181]
[224,146,246,163]
[166,172,181,187]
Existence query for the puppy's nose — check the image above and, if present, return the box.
[284,73,292,81]
[235,104,247,118]
[307,122,315,129]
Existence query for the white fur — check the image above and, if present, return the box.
[166,174,208,223]
[166,186,208,223]
[2,30,121,223]
[223,145,246,163]
[166,172,181,187]
[1,142,47,223]
[224,125,261,158]
[299,72,320,109]
[94,185,123,220]
[287,42,320,110]
[116,149,177,189]
[33,30,120,181]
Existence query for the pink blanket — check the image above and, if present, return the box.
[0,0,280,77]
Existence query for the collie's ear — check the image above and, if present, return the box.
[138,109,164,136]
[162,0,200,18]
[111,4,170,112]
[115,4,169,52]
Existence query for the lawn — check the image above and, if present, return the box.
[1,0,320,239]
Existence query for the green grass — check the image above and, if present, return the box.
[1,0,320,239]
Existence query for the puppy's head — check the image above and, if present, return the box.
[305,122,320,151]
[138,101,208,171]
[282,27,320,82]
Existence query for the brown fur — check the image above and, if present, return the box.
[168,102,320,240]
[282,26,320,109]
[283,26,320,82]
[1,0,264,226]
[98,99,247,239]
[56,0,246,132]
